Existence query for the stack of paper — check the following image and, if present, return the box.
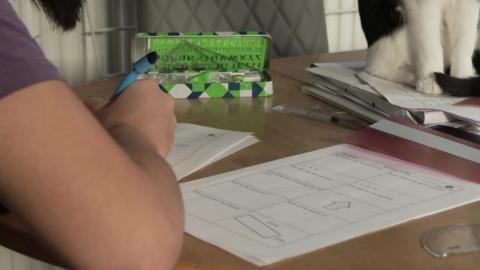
[167,123,259,180]
[181,119,480,266]
[305,62,480,130]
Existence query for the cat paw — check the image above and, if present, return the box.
[416,77,443,95]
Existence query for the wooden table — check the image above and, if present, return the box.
[0,51,479,269]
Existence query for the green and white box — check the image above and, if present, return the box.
[132,32,273,99]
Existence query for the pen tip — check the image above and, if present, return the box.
[146,52,158,64]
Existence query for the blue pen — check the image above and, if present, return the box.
[110,51,158,101]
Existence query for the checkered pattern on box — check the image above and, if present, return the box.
[159,81,273,99]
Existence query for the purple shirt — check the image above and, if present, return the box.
[0,0,59,99]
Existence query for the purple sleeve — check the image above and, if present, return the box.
[0,0,60,99]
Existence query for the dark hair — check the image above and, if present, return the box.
[31,0,86,31]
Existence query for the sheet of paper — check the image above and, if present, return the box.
[357,72,464,108]
[308,62,480,125]
[357,72,480,124]
[167,124,258,180]
[307,65,418,123]
[307,64,393,118]
[302,85,387,122]
[308,63,379,94]
[182,144,480,266]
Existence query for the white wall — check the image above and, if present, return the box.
[324,0,367,52]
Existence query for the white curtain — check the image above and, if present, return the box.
[9,0,88,85]
[324,0,367,52]
[8,0,137,86]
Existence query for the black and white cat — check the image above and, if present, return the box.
[358,0,480,96]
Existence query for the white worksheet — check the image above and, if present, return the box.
[167,124,259,180]
[181,144,480,266]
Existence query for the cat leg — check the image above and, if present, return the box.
[445,0,479,78]
[403,0,445,95]
[365,28,416,85]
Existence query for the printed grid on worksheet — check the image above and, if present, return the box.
[184,150,462,248]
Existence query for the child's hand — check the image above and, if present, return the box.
[86,80,176,157]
